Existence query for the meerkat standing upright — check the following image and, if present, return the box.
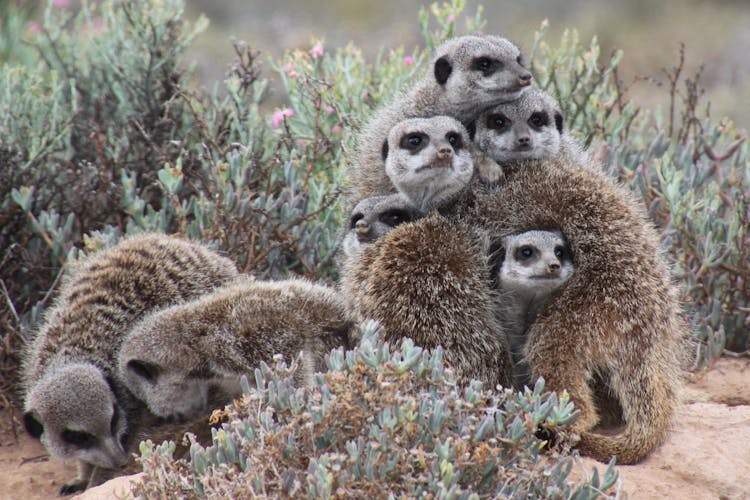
[21,234,238,495]
[494,230,574,388]
[383,116,475,212]
[460,157,687,464]
[352,35,532,202]
[118,277,354,421]
[472,87,585,168]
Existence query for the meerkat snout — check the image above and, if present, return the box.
[517,71,532,86]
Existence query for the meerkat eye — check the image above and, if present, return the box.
[516,54,524,66]
[487,113,510,131]
[349,213,364,229]
[516,246,535,260]
[472,56,500,75]
[378,209,412,227]
[554,246,566,259]
[400,133,428,151]
[446,132,463,149]
[528,111,549,129]
[62,429,97,449]
[127,360,160,383]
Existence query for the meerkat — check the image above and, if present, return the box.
[118,277,354,421]
[383,116,475,212]
[352,34,532,203]
[21,234,238,494]
[339,213,514,390]
[472,87,585,170]
[493,230,574,388]
[340,193,423,261]
[457,157,687,465]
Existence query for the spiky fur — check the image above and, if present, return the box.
[118,277,353,420]
[339,213,514,389]
[21,233,238,494]
[458,157,687,464]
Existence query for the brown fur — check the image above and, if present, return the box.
[339,213,514,389]
[457,158,687,464]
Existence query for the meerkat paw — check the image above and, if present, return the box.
[478,157,505,189]
[59,479,87,496]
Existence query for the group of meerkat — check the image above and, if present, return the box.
[339,34,687,466]
[21,234,355,494]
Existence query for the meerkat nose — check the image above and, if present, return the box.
[518,71,532,86]
[355,220,371,235]
[547,263,560,274]
[517,135,531,145]
[437,145,454,160]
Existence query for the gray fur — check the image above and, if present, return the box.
[385,116,474,212]
[495,230,574,388]
[352,35,531,202]
[21,234,238,494]
[118,277,354,420]
[475,87,584,166]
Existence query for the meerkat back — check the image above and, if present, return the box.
[352,35,532,202]
[21,233,238,494]
[119,277,354,421]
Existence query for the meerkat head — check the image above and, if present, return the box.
[119,311,215,421]
[432,35,532,120]
[23,363,129,470]
[474,88,564,164]
[497,229,573,297]
[383,116,474,211]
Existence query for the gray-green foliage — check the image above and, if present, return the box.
[135,322,619,498]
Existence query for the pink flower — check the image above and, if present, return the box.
[332,125,343,135]
[271,108,294,129]
[447,14,455,23]
[27,22,41,34]
[323,105,334,115]
[284,63,299,79]
[404,56,414,66]
[310,42,324,58]
[51,0,71,7]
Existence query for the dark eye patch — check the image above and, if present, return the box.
[528,111,549,129]
[110,404,120,435]
[127,360,159,383]
[471,56,502,76]
[516,54,524,66]
[515,245,536,261]
[62,429,97,449]
[378,209,412,227]
[446,132,463,149]
[486,113,510,132]
[399,132,429,153]
[554,246,568,260]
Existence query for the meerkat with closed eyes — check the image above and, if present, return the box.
[472,87,585,170]
[383,116,475,212]
[493,229,574,388]
[118,277,354,421]
[340,193,423,262]
[352,34,532,203]
[21,234,238,495]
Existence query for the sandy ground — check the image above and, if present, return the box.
[1,357,748,500]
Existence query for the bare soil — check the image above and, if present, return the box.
[2,357,748,500]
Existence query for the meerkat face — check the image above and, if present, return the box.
[433,35,532,118]
[384,116,474,211]
[342,193,422,258]
[119,319,213,421]
[498,230,573,297]
[475,88,564,164]
[23,363,129,469]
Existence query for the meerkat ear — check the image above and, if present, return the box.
[466,121,477,141]
[434,56,453,85]
[381,139,389,161]
[554,112,564,134]
[23,411,44,439]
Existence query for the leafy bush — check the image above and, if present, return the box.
[135,323,619,498]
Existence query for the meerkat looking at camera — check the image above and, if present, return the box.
[352,35,532,202]
[118,277,354,421]
[493,229,574,388]
[21,234,238,495]
[384,116,474,212]
[473,87,585,169]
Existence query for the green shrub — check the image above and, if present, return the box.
[134,323,619,498]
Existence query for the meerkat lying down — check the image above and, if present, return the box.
[118,277,354,421]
